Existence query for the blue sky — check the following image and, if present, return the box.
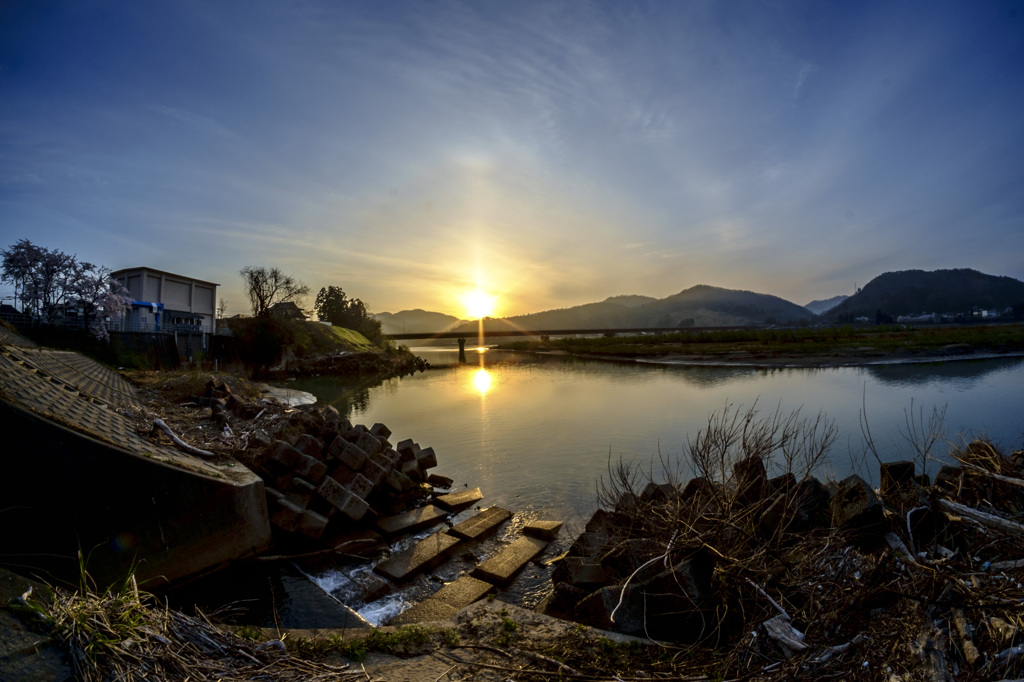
[2,1,1023,318]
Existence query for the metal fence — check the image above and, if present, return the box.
[0,312,211,335]
[106,320,212,335]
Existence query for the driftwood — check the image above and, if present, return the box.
[958,460,1024,488]
[150,419,215,458]
[951,607,980,666]
[937,499,1024,537]
[989,558,1024,571]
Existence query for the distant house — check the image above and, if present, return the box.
[111,267,219,355]
[268,301,307,320]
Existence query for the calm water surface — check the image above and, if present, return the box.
[293,349,1024,530]
[266,350,1024,623]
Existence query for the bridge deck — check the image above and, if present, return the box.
[383,326,753,340]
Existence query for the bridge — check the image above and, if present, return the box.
[383,326,749,340]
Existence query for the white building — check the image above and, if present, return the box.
[111,267,219,354]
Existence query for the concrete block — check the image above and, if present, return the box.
[270,498,304,532]
[363,459,388,487]
[329,463,357,486]
[370,423,392,440]
[374,532,462,582]
[335,491,369,521]
[347,473,374,501]
[286,478,317,508]
[293,434,324,462]
[378,448,400,468]
[375,504,450,538]
[370,451,397,477]
[265,440,302,471]
[831,474,885,546]
[345,424,369,441]
[435,486,483,511]
[523,520,563,542]
[396,439,419,463]
[317,476,349,509]
[427,473,454,489]
[385,469,417,493]
[294,455,327,486]
[880,461,916,497]
[415,446,438,471]
[447,507,512,541]
[473,536,548,585]
[400,459,424,481]
[297,509,329,541]
[563,557,608,586]
[332,440,368,471]
[355,431,382,457]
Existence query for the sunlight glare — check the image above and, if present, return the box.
[462,289,497,320]
[473,368,492,395]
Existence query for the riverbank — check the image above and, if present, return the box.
[497,322,1024,368]
[594,348,1024,369]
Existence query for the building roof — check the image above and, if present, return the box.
[111,267,219,287]
[269,301,306,318]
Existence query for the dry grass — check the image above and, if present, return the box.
[28,558,361,681]
[585,404,1024,680]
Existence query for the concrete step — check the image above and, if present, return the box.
[434,486,484,511]
[374,504,449,538]
[374,532,462,582]
[446,506,511,541]
[472,535,549,585]
[523,520,563,541]
[388,599,459,625]
[390,575,495,625]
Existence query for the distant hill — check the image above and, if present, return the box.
[641,285,815,328]
[448,286,813,334]
[805,295,848,316]
[604,294,658,307]
[374,309,463,335]
[826,269,1024,322]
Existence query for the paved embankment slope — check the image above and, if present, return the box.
[0,345,271,588]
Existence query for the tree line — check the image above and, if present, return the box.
[239,265,382,344]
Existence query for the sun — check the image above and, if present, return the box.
[462,289,497,319]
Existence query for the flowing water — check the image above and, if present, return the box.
[280,349,1024,623]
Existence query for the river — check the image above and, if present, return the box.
[169,349,1024,627]
[293,349,1024,527]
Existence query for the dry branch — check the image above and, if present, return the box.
[938,499,1024,537]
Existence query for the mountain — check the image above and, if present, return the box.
[604,294,658,307]
[804,295,848,316]
[826,269,1024,321]
[449,286,813,334]
[640,285,815,328]
[374,309,463,335]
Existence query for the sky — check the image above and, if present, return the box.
[1,1,1023,319]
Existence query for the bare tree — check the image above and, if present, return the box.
[240,265,310,317]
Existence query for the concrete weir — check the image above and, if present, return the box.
[0,346,272,588]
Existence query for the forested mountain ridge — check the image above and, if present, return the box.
[826,269,1024,322]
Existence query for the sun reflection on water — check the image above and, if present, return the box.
[473,368,492,395]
